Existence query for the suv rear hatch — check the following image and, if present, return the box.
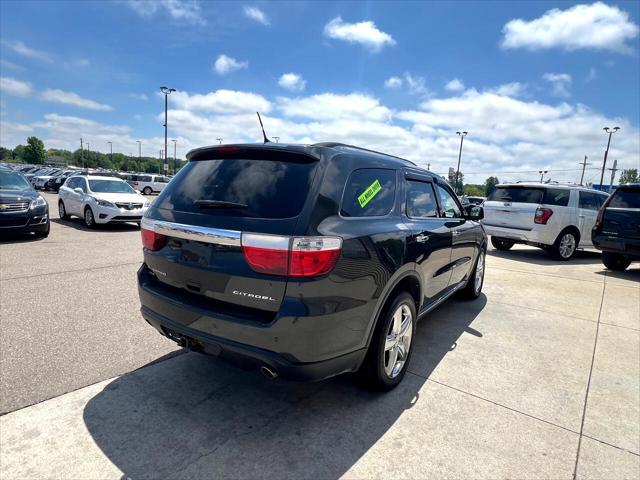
[483,186,545,230]
[600,186,640,240]
[140,147,324,320]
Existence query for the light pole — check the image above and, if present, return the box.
[136,140,142,172]
[600,127,620,187]
[273,136,280,143]
[216,137,223,144]
[107,141,113,165]
[172,139,177,175]
[539,170,548,182]
[455,131,467,195]
[160,86,176,175]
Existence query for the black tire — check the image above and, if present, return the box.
[58,201,69,220]
[460,248,486,300]
[602,252,631,271]
[491,237,514,251]
[550,229,578,261]
[84,206,96,229]
[34,221,50,238]
[143,187,152,195]
[358,292,416,391]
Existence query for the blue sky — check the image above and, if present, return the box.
[1,1,639,184]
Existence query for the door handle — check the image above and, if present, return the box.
[416,234,429,243]
[452,230,461,236]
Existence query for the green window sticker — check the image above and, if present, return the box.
[358,179,382,208]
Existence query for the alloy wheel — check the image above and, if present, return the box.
[384,304,413,378]
[559,233,576,259]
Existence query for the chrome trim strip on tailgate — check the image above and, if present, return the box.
[142,218,241,246]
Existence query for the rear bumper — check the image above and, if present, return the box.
[140,307,365,382]
[592,232,640,259]
[483,224,556,246]
[137,265,368,381]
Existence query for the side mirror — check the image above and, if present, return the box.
[74,187,84,194]
[464,205,484,220]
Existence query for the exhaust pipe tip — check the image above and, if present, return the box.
[260,365,278,380]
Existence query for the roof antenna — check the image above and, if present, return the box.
[256,112,271,143]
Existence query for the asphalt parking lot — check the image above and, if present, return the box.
[1,192,638,479]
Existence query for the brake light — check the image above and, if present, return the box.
[241,234,342,277]
[594,195,612,230]
[141,227,167,251]
[534,207,553,224]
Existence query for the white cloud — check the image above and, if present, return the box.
[170,89,271,114]
[586,67,598,82]
[129,93,149,101]
[383,73,427,95]
[213,54,248,75]
[323,17,396,52]
[542,73,572,97]
[445,78,465,92]
[0,77,32,97]
[1,40,52,62]
[0,59,24,71]
[489,82,527,97]
[501,2,639,53]
[127,0,205,25]
[41,89,113,111]
[0,121,34,146]
[384,76,403,89]
[243,6,270,25]
[278,73,306,92]
[277,93,392,122]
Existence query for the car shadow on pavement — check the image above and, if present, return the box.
[594,266,640,280]
[51,218,140,232]
[83,295,486,479]
[0,232,48,244]
[488,247,602,266]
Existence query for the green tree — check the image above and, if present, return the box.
[618,169,638,184]
[448,169,464,195]
[463,184,484,196]
[23,136,46,164]
[484,176,500,197]
[12,144,27,162]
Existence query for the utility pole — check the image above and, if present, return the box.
[579,155,591,185]
[160,86,176,175]
[273,136,280,143]
[172,139,177,175]
[427,163,431,171]
[80,137,84,169]
[107,141,113,165]
[216,137,223,144]
[455,131,468,195]
[600,126,620,186]
[608,159,618,192]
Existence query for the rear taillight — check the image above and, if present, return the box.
[241,233,342,277]
[141,226,167,251]
[534,207,553,224]
[594,195,612,230]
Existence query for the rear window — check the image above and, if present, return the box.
[609,188,640,208]
[487,186,543,203]
[341,168,396,217]
[156,158,316,219]
[542,188,570,206]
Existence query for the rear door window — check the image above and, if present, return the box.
[579,191,606,210]
[406,180,438,218]
[609,188,640,208]
[543,188,570,206]
[156,158,317,219]
[487,186,543,203]
[341,168,396,217]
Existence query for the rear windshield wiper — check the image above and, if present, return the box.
[194,199,248,209]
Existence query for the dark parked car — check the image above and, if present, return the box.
[592,183,640,271]
[138,143,487,390]
[0,167,50,237]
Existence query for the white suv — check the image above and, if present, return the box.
[126,174,170,195]
[58,175,150,228]
[482,183,609,260]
